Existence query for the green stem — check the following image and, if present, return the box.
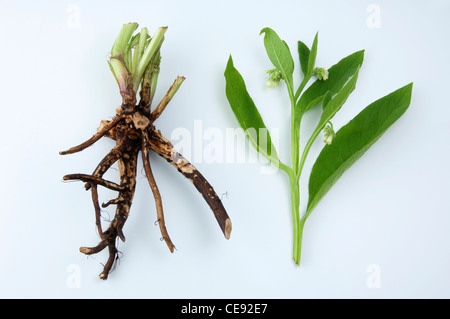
[297,215,307,265]
[292,76,310,175]
[290,104,297,174]
[292,116,324,263]
[133,26,167,92]
[287,168,300,265]
[285,81,297,174]
[293,113,303,175]
[286,80,304,265]
[272,160,300,264]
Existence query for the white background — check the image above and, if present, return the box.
[0,0,449,298]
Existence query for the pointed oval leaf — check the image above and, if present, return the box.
[224,55,280,162]
[298,40,310,77]
[322,90,332,110]
[318,68,360,127]
[306,33,318,78]
[296,50,364,117]
[306,83,413,219]
[260,27,294,89]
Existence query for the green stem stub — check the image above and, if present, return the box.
[108,23,167,104]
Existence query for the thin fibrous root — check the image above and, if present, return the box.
[85,144,123,190]
[141,132,175,253]
[102,197,125,208]
[63,174,125,192]
[59,115,124,155]
[99,244,118,280]
[80,225,122,279]
[91,185,104,241]
[87,145,124,240]
[79,240,107,255]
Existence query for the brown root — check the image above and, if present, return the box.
[141,132,175,253]
[148,127,232,239]
[59,115,124,155]
[61,78,231,279]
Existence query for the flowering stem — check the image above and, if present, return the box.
[285,80,302,265]
[290,124,320,264]
[287,70,322,264]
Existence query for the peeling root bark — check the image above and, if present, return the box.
[61,98,231,280]
[148,127,232,239]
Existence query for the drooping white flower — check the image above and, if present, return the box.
[323,123,336,145]
[323,134,333,145]
[266,69,283,88]
[313,67,329,81]
[266,80,280,88]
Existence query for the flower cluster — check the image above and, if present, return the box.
[266,68,283,88]
[313,67,329,81]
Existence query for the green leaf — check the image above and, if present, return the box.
[298,40,310,77]
[305,83,413,220]
[260,27,295,90]
[224,55,280,162]
[306,33,318,78]
[296,50,364,117]
[322,90,332,109]
[318,68,360,127]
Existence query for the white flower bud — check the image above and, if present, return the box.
[323,123,336,145]
[266,69,283,88]
[266,80,280,88]
[323,134,333,145]
[313,67,329,81]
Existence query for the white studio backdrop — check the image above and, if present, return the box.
[0,0,449,298]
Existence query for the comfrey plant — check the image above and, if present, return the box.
[224,28,413,265]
